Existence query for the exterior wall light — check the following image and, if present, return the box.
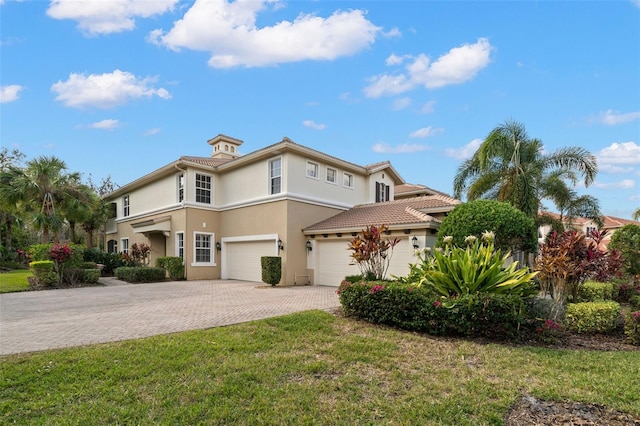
[278,239,284,252]
[306,240,313,253]
[411,236,419,250]
[216,241,222,251]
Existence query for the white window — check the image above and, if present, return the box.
[176,232,184,259]
[306,161,319,179]
[120,238,129,254]
[122,195,130,217]
[343,172,354,188]
[269,158,281,194]
[326,167,337,184]
[195,173,212,204]
[586,226,597,237]
[193,232,215,266]
[177,173,185,202]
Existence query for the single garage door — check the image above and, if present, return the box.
[315,237,418,286]
[224,240,277,282]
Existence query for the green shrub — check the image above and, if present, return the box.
[156,257,185,280]
[81,261,98,269]
[261,256,281,286]
[83,248,124,275]
[565,301,620,334]
[29,260,57,287]
[624,311,640,345]
[630,295,640,309]
[615,282,640,303]
[344,274,365,284]
[28,244,52,261]
[337,280,525,339]
[525,296,565,322]
[115,267,166,283]
[83,269,101,284]
[577,281,613,302]
[415,233,538,299]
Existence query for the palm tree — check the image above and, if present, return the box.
[453,119,599,219]
[633,208,640,221]
[0,156,85,243]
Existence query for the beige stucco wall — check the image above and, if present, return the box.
[182,207,220,280]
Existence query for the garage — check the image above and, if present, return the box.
[314,237,419,286]
[222,236,279,282]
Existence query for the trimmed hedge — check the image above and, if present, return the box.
[29,260,57,287]
[115,267,166,283]
[261,256,281,286]
[577,281,613,302]
[565,301,620,334]
[624,310,640,346]
[338,280,525,339]
[84,269,101,284]
[156,257,185,280]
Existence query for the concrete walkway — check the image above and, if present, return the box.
[0,279,340,356]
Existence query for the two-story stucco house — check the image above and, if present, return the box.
[104,135,460,286]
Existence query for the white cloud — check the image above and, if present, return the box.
[409,126,443,139]
[391,97,411,110]
[151,0,380,68]
[382,27,401,38]
[597,141,640,173]
[364,38,493,98]
[51,70,171,109]
[339,92,358,104]
[444,138,482,160]
[47,0,178,35]
[144,128,161,136]
[385,53,404,66]
[419,100,436,114]
[593,109,640,126]
[303,120,327,130]
[89,119,120,130]
[372,142,428,154]
[594,179,635,190]
[0,85,24,103]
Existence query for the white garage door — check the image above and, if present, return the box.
[315,237,418,286]
[224,240,278,282]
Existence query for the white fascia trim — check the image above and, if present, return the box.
[115,204,184,223]
[217,192,352,211]
[221,234,278,244]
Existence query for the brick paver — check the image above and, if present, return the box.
[0,280,340,355]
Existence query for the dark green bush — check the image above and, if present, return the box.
[631,295,640,309]
[156,257,185,280]
[261,256,281,286]
[564,301,620,334]
[115,267,166,283]
[83,269,101,284]
[577,281,613,302]
[337,280,525,339]
[344,274,365,283]
[83,248,124,275]
[29,260,57,287]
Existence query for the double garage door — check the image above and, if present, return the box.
[314,237,418,286]
[223,238,278,282]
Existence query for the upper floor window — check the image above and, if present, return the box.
[586,226,597,237]
[343,172,354,189]
[195,173,212,204]
[269,158,281,194]
[123,195,130,217]
[375,182,390,202]
[306,161,319,179]
[177,173,185,202]
[326,167,337,184]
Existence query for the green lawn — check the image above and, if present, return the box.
[0,269,31,293]
[1,310,638,425]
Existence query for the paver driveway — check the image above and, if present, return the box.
[0,280,340,356]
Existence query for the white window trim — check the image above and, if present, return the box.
[268,156,282,195]
[177,173,185,203]
[343,172,354,189]
[194,172,213,205]
[175,231,185,260]
[122,195,130,217]
[306,160,319,180]
[326,166,338,185]
[120,237,129,254]
[191,231,216,267]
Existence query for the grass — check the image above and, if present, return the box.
[0,269,31,293]
[1,310,639,425]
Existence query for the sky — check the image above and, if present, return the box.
[1,0,639,219]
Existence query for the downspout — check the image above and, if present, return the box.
[175,163,187,280]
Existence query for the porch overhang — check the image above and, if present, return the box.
[131,216,172,237]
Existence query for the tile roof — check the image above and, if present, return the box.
[539,211,640,229]
[304,194,461,233]
[394,182,451,197]
[179,156,232,168]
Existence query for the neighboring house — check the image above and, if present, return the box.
[104,135,459,286]
[538,211,640,250]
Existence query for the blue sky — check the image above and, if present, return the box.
[1,0,639,218]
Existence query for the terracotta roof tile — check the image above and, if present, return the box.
[304,195,460,232]
[180,156,231,168]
